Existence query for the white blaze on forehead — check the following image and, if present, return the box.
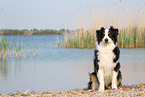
[105,29,109,35]
[102,28,112,43]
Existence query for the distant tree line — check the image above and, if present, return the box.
[0,28,70,35]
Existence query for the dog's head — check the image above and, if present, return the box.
[96,26,119,45]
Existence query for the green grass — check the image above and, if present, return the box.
[63,0,145,48]
[65,31,96,48]
[0,38,37,59]
[118,27,145,48]
[63,27,145,48]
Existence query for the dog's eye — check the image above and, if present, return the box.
[108,32,111,36]
[108,32,110,35]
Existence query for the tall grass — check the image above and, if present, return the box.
[0,38,37,59]
[65,31,96,48]
[64,1,145,48]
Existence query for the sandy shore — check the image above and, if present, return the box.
[1,83,145,97]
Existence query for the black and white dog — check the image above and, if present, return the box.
[88,26,122,92]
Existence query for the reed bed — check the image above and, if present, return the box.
[0,37,37,59]
[64,1,145,48]
[65,31,96,48]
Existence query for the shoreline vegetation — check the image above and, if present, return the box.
[0,37,37,60]
[64,27,145,48]
[0,28,70,35]
[1,26,144,49]
[64,1,145,48]
[1,83,145,96]
[0,2,145,48]
[0,27,145,49]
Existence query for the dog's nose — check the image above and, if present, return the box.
[105,38,108,43]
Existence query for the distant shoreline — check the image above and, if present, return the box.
[0,28,70,36]
[1,83,145,96]
[0,33,63,36]
[0,31,63,36]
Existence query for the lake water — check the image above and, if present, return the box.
[0,35,145,94]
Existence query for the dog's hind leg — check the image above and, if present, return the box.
[117,70,122,86]
[88,72,99,90]
[91,74,99,90]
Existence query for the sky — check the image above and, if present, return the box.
[0,0,144,30]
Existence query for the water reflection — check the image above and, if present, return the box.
[0,59,9,80]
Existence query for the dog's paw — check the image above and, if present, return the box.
[98,87,104,92]
[112,84,117,89]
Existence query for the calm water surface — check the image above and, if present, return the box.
[0,35,145,94]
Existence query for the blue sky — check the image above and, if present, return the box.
[0,0,144,30]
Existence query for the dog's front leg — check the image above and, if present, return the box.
[112,62,120,89]
[98,69,104,92]
[112,70,117,89]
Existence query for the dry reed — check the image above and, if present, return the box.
[64,1,145,48]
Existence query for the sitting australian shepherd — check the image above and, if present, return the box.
[88,26,122,92]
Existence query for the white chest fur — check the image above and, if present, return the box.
[97,42,116,86]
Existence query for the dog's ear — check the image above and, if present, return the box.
[110,26,119,45]
[96,30,100,38]
[101,27,105,31]
[96,27,104,37]
[110,26,119,35]
[114,28,119,35]
[96,27,104,44]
